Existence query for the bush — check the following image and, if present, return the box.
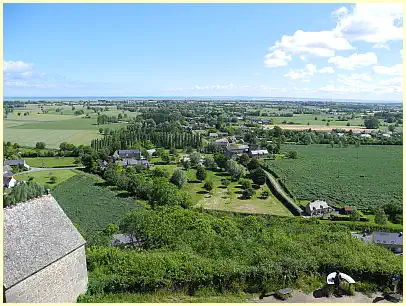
[35,142,46,149]
[221,178,231,187]
[242,187,255,199]
[204,180,213,192]
[261,190,270,199]
[239,179,252,190]
[49,176,57,184]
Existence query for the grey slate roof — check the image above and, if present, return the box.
[4,160,27,166]
[3,164,12,172]
[3,195,86,289]
[115,149,141,158]
[373,232,403,246]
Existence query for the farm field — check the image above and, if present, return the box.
[155,164,292,217]
[52,174,142,237]
[264,144,402,209]
[24,157,78,168]
[4,104,137,148]
[16,169,78,188]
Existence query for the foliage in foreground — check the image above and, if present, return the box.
[83,207,402,298]
[3,181,45,207]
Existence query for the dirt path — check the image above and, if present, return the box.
[250,291,391,303]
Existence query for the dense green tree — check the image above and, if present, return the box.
[196,165,207,182]
[170,168,188,188]
[375,208,388,225]
[364,117,380,129]
[250,167,266,185]
[237,153,250,166]
[35,142,46,149]
[190,152,201,167]
[247,158,260,171]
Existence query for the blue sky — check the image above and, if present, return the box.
[4,3,403,100]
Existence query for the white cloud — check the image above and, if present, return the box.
[318,66,335,74]
[334,3,403,43]
[372,44,390,50]
[284,64,317,80]
[264,50,292,67]
[269,30,353,58]
[373,64,402,77]
[328,52,378,70]
[3,60,33,73]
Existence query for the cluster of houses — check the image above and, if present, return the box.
[100,149,152,170]
[3,159,31,189]
[209,134,270,159]
[305,200,403,254]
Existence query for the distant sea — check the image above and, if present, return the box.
[3,96,402,104]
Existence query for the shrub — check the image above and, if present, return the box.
[243,187,255,199]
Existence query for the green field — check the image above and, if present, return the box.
[264,145,402,209]
[4,104,137,148]
[155,165,292,216]
[16,169,78,188]
[52,174,142,236]
[24,157,78,167]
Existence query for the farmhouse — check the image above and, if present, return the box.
[225,144,249,157]
[209,132,218,138]
[3,194,88,302]
[360,133,372,138]
[218,132,229,136]
[373,232,403,254]
[250,149,269,158]
[113,149,142,160]
[120,159,150,168]
[306,200,334,216]
[214,138,230,146]
[4,159,30,170]
[342,206,354,214]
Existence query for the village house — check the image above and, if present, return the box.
[214,138,230,147]
[113,149,142,160]
[225,144,249,157]
[3,194,88,302]
[209,132,218,138]
[373,232,403,254]
[342,206,354,215]
[249,149,269,159]
[120,159,150,168]
[360,133,372,138]
[306,200,334,216]
[4,159,30,170]
[218,131,229,136]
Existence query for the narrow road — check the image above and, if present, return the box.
[261,167,303,216]
[18,166,85,175]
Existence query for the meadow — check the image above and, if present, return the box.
[154,164,292,216]
[52,174,142,237]
[4,103,137,148]
[24,156,78,167]
[264,144,402,209]
[16,169,78,188]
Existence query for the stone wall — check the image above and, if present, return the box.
[5,246,88,303]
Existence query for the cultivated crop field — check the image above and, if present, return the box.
[264,144,402,209]
[52,174,142,237]
[4,104,137,148]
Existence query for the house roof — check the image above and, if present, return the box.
[307,200,329,210]
[121,159,149,166]
[117,149,140,155]
[373,232,403,246]
[344,206,353,211]
[209,133,218,137]
[3,171,15,177]
[3,195,86,289]
[4,159,27,166]
[251,149,269,155]
[215,138,229,143]
[3,164,12,172]
[3,176,16,186]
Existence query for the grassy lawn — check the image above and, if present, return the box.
[154,164,292,217]
[16,169,78,188]
[52,174,143,237]
[24,157,78,168]
[78,291,254,303]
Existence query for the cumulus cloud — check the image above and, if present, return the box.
[334,3,403,44]
[318,66,335,74]
[264,3,402,68]
[373,64,403,77]
[267,30,353,59]
[284,64,317,80]
[4,60,33,73]
[328,52,378,70]
[264,50,292,67]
